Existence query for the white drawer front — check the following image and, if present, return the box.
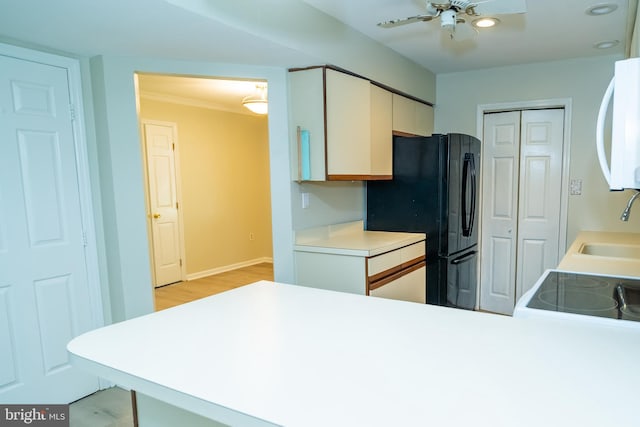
[368,241,425,277]
[369,265,426,304]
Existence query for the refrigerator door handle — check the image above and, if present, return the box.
[451,250,477,265]
[469,153,477,237]
[461,154,472,237]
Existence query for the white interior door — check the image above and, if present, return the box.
[515,109,564,300]
[0,52,100,402]
[480,111,521,315]
[142,121,184,287]
[480,109,565,315]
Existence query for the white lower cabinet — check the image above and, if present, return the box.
[369,264,426,304]
[295,241,426,304]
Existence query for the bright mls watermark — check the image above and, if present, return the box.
[0,405,68,426]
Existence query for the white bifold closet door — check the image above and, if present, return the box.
[480,109,564,315]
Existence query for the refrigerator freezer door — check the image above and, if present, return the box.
[446,249,478,309]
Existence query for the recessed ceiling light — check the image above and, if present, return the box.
[586,3,619,15]
[594,40,620,49]
[472,17,500,28]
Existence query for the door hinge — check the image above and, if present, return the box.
[69,104,76,121]
[176,202,179,209]
[179,259,183,267]
[82,230,88,247]
[172,143,175,151]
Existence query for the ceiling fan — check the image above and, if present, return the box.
[377,0,527,40]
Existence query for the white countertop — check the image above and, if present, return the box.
[68,281,640,427]
[558,230,640,277]
[294,221,425,256]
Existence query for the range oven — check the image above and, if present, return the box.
[514,269,640,329]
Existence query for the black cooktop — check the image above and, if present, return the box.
[527,271,640,322]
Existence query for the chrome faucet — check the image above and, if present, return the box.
[620,190,640,221]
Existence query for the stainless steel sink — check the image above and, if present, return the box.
[579,243,640,259]
[614,282,640,320]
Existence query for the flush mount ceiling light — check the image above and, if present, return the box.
[594,39,620,49]
[472,17,500,28]
[242,84,268,115]
[585,3,618,15]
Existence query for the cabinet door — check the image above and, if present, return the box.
[392,93,415,135]
[289,68,326,181]
[370,84,393,177]
[369,265,426,304]
[295,251,367,294]
[415,102,434,137]
[325,69,371,178]
[392,93,433,137]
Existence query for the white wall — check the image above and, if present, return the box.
[435,54,640,246]
[291,181,365,230]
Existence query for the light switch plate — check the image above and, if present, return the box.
[570,179,582,195]
[301,192,310,209]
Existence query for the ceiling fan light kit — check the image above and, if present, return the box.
[377,0,525,40]
[440,9,457,31]
[472,17,499,28]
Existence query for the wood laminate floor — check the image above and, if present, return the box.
[154,262,274,311]
[70,387,134,427]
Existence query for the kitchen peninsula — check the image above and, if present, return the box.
[68,281,640,427]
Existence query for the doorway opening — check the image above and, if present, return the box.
[135,73,274,310]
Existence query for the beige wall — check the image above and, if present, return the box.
[435,54,640,249]
[139,97,272,277]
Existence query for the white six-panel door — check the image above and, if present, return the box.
[480,111,521,315]
[142,121,184,287]
[0,51,100,402]
[515,109,564,301]
[480,109,564,315]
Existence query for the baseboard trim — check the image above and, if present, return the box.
[186,257,273,281]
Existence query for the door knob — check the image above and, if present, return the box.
[152,213,161,219]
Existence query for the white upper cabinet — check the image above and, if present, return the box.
[289,67,393,181]
[325,68,374,178]
[289,67,327,181]
[392,93,434,137]
[289,66,432,181]
[370,84,393,176]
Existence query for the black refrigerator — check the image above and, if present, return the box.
[366,133,480,309]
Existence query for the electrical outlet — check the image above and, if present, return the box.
[301,192,310,209]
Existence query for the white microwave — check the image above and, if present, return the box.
[596,57,640,190]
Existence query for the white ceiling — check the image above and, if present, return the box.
[0,0,635,112]
[302,0,634,74]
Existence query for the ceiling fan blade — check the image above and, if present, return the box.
[471,0,527,15]
[377,14,436,28]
